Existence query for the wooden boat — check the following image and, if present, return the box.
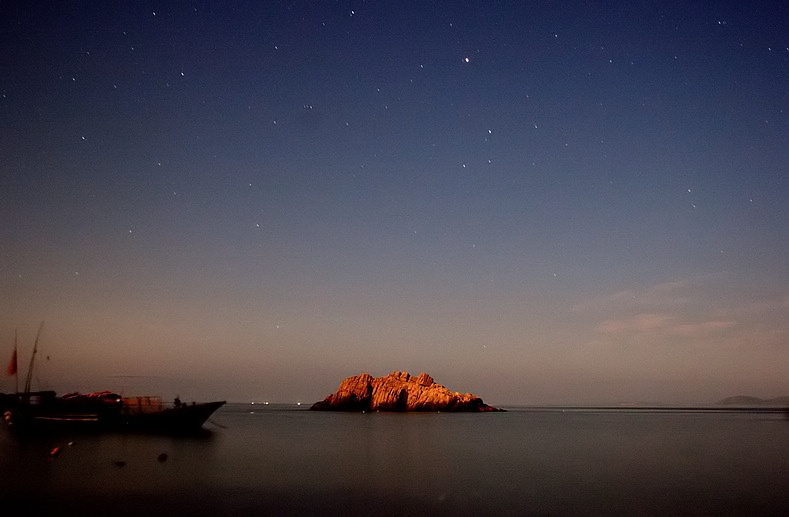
[2,324,225,433]
[1,391,225,433]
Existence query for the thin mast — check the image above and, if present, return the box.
[23,322,44,394]
[14,329,18,394]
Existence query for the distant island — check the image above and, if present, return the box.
[717,396,789,406]
[311,371,503,412]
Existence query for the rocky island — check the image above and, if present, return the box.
[717,395,789,406]
[311,371,502,412]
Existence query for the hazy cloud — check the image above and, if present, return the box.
[596,313,735,338]
[580,276,787,349]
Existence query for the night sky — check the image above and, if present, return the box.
[2,1,788,405]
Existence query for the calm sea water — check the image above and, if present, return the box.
[3,404,789,516]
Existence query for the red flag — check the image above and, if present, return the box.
[7,348,17,376]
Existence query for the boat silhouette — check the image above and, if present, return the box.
[2,323,224,433]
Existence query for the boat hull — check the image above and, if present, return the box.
[123,401,226,432]
[1,392,225,434]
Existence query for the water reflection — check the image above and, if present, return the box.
[4,405,789,515]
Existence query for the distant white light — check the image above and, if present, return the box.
[463,57,470,63]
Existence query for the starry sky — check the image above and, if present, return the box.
[2,1,788,405]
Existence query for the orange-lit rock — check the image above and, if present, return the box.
[311,371,502,412]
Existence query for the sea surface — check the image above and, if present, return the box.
[3,404,789,516]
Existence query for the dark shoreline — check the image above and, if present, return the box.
[504,405,789,413]
[222,402,789,414]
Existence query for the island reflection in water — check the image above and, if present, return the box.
[3,404,789,515]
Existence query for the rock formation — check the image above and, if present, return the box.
[310,371,502,412]
[717,395,789,406]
